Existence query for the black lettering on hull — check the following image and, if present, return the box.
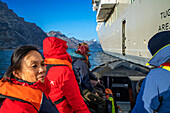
[158,22,170,31]
[160,8,170,19]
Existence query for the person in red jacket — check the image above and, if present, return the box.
[43,37,90,113]
[0,45,59,113]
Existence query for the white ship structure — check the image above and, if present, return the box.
[91,0,170,111]
[92,0,170,66]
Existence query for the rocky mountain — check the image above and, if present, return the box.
[0,1,101,50]
[0,1,47,49]
[47,31,102,49]
[84,39,102,49]
[47,31,77,48]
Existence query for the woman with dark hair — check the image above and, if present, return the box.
[0,45,59,113]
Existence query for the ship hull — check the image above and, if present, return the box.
[96,0,170,65]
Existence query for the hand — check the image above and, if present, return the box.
[95,92,99,96]
[98,79,100,83]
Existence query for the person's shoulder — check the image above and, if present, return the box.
[72,58,84,66]
[148,68,170,76]
[0,98,37,113]
[49,65,70,71]
[75,58,83,63]
[46,65,73,78]
[146,68,170,83]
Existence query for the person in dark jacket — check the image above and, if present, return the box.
[72,43,106,113]
[43,37,90,113]
[0,45,59,113]
[132,31,170,113]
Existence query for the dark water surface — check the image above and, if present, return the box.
[0,48,117,78]
[0,50,14,77]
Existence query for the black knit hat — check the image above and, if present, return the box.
[148,31,170,56]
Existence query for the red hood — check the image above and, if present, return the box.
[43,37,72,63]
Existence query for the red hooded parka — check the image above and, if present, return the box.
[43,37,90,113]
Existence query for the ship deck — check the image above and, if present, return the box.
[92,59,150,112]
[117,101,131,113]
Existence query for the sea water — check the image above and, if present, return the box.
[0,49,117,77]
[0,50,14,78]
[0,48,117,78]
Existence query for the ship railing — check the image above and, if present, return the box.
[96,0,117,22]
[92,0,99,11]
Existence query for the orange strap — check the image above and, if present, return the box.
[44,58,72,69]
[0,80,43,111]
[117,105,124,113]
[84,55,89,61]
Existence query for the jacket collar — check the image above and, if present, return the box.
[0,79,44,111]
[8,77,51,97]
[146,44,170,67]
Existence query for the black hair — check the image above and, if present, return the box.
[3,45,41,81]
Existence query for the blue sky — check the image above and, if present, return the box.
[1,0,98,41]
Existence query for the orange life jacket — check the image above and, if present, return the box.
[44,58,72,69]
[0,79,43,111]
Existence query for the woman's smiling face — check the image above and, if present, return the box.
[13,50,46,83]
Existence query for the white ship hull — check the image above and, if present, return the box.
[93,0,170,65]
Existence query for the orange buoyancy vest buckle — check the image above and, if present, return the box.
[0,80,43,111]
